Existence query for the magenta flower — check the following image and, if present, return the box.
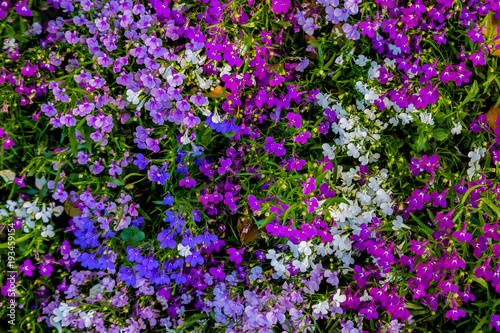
[224,192,238,210]
[227,247,244,264]
[15,0,32,17]
[452,222,473,243]
[491,314,500,332]
[39,264,54,277]
[209,264,225,280]
[303,177,316,195]
[445,299,466,321]
[19,260,35,276]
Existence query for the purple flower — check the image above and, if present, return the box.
[286,112,302,128]
[227,247,244,264]
[119,267,137,286]
[14,174,26,187]
[224,192,238,210]
[19,260,35,276]
[218,158,234,175]
[345,0,361,14]
[303,177,316,195]
[209,264,226,280]
[39,264,53,276]
[163,194,174,206]
[445,299,466,321]
[491,314,500,332]
[248,195,261,211]
[15,0,32,16]
[133,153,151,170]
[452,222,473,242]
[303,18,319,35]
[430,189,448,208]
[343,23,360,40]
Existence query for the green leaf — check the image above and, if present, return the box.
[409,213,433,237]
[460,80,479,106]
[472,314,489,333]
[432,128,448,141]
[472,276,489,289]
[0,233,32,248]
[404,302,425,310]
[120,226,145,246]
[137,207,152,220]
[104,177,124,186]
[481,197,500,219]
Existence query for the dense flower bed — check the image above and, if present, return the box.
[1,0,500,332]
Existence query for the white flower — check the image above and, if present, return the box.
[23,199,40,215]
[297,241,312,256]
[3,38,17,50]
[41,225,55,238]
[219,64,232,76]
[334,54,344,65]
[6,200,17,211]
[388,43,401,55]
[51,303,74,329]
[354,55,368,67]
[392,216,409,231]
[79,310,94,328]
[287,241,299,258]
[316,92,331,108]
[356,99,365,110]
[451,122,463,135]
[380,202,394,215]
[272,260,288,278]
[315,243,331,256]
[419,112,434,125]
[180,131,191,145]
[89,283,104,299]
[468,148,486,163]
[364,108,376,120]
[48,202,64,217]
[35,204,51,223]
[196,73,213,90]
[35,176,47,190]
[0,208,8,217]
[322,143,336,160]
[184,49,200,64]
[0,169,16,183]
[332,289,347,307]
[126,89,143,105]
[24,216,35,231]
[346,143,360,158]
[158,66,172,80]
[312,300,329,315]
[359,290,373,302]
[177,243,192,257]
[384,58,396,69]
[398,113,413,125]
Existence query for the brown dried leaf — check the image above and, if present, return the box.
[203,85,231,99]
[237,215,261,245]
[64,200,82,217]
[483,14,500,57]
[305,35,318,60]
[486,104,500,130]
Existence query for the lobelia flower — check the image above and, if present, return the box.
[452,222,473,242]
[19,259,35,276]
[15,0,32,17]
[445,299,466,321]
[227,247,244,264]
[491,314,500,332]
